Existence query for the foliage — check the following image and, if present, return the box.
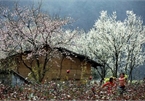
[0,4,77,83]
[64,11,145,80]
[88,11,145,78]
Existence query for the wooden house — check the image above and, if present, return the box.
[0,47,102,83]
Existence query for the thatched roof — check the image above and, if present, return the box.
[56,47,102,67]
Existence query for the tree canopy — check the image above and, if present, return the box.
[65,11,145,80]
[0,4,77,83]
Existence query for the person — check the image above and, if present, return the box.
[102,77,116,94]
[118,73,127,95]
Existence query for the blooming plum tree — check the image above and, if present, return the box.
[86,11,145,80]
[65,11,145,82]
[0,4,76,83]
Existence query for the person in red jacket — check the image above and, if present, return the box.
[102,77,116,94]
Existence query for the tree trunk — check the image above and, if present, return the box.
[129,68,133,84]
[59,56,65,79]
[114,52,118,78]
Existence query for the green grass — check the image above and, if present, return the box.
[128,80,143,84]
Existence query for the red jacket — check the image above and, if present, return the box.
[102,82,116,93]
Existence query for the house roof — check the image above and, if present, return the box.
[56,47,102,67]
[0,47,102,69]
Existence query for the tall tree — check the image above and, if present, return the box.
[65,11,145,81]
[87,11,145,79]
[0,4,76,83]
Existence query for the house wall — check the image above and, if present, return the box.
[14,53,92,82]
